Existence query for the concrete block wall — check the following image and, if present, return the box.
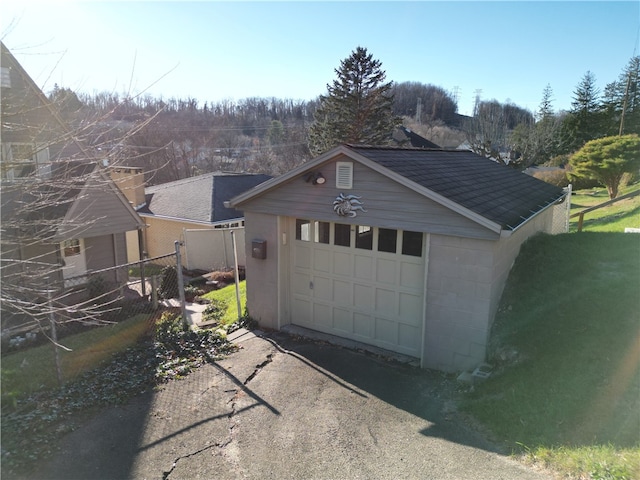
[423,234,496,372]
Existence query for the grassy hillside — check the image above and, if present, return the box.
[569,183,640,232]
[462,232,640,479]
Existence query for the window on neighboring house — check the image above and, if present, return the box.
[63,239,81,256]
[1,143,50,181]
[0,67,10,88]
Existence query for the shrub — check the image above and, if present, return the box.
[152,310,237,382]
[532,169,570,187]
[201,298,228,324]
[158,265,179,299]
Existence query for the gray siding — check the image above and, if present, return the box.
[85,233,128,284]
[57,176,141,240]
[243,211,281,330]
[242,157,498,240]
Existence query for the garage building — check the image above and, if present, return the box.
[228,145,566,372]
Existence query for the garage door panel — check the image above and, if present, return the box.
[333,251,352,276]
[354,313,372,338]
[354,254,373,280]
[375,317,398,345]
[313,249,331,272]
[400,262,423,288]
[293,298,311,324]
[313,276,332,301]
[376,258,397,285]
[333,279,352,306]
[295,245,311,269]
[398,324,421,352]
[375,288,396,315]
[293,273,310,295]
[333,308,353,333]
[399,292,423,325]
[353,283,373,308]
[312,303,332,327]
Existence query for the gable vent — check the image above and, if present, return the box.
[336,162,353,189]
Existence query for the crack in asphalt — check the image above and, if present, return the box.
[161,441,224,479]
[164,349,278,478]
[243,353,275,385]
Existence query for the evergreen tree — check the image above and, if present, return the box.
[570,134,640,199]
[537,84,554,121]
[308,47,400,155]
[617,56,640,135]
[562,71,601,152]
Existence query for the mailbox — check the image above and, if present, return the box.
[252,239,267,259]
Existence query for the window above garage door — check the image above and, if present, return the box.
[295,219,423,257]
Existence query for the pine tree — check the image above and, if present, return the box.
[308,47,400,155]
[617,56,640,135]
[562,71,602,152]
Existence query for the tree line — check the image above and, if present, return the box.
[46,52,639,189]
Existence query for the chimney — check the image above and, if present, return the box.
[109,166,146,209]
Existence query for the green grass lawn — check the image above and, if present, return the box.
[461,232,640,479]
[570,183,640,233]
[202,280,246,325]
[1,314,152,406]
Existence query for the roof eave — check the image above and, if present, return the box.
[227,145,352,208]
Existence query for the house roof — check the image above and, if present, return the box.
[395,126,441,148]
[230,144,566,233]
[139,172,272,224]
[1,161,144,240]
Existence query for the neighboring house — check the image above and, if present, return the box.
[228,144,567,372]
[132,172,271,269]
[1,42,144,300]
[394,126,441,148]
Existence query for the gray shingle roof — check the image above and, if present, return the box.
[349,145,565,230]
[141,172,272,223]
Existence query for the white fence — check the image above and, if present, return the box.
[182,227,246,272]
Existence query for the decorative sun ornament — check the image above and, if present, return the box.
[333,193,367,217]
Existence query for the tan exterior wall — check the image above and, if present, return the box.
[142,216,193,258]
[109,167,145,208]
[126,230,140,263]
[242,211,281,329]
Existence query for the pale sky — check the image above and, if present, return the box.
[2,1,639,117]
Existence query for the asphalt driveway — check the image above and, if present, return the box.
[31,330,553,480]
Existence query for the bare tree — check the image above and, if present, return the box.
[1,42,161,343]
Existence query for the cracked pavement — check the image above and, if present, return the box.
[32,330,553,480]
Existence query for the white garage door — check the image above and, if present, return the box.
[291,219,426,358]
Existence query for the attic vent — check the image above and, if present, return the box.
[336,162,353,189]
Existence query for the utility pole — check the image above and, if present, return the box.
[619,70,632,136]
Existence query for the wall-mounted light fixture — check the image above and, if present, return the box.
[304,171,326,185]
